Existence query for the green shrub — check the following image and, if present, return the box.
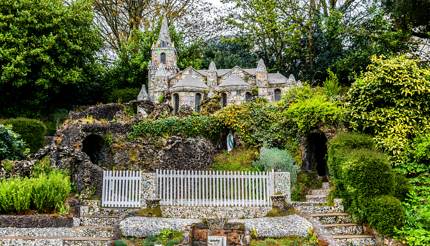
[343,149,394,198]
[253,147,298,184]
[31,156,53,177]
[1,118,47,153]
[109,88,140,103]
[143,229,183,246]
[212,147,259,171]
[367,195,405,236]
[32,171,71,212]
[327,133,375,197]
[0,177,32,213]
[0,124,27,160]
[392,173,410,201]
[130,115,224,142]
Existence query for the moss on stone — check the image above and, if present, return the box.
[265,207,296,217]
[136,207,162,217]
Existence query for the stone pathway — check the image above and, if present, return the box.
[0,226,115,246]
[292,182,376,246]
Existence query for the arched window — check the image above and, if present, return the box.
[160,52,166,64]
[245,92,252,102]
[221,93,228,107]
[161,41,166,47]
[274,89,282,101]
[173,93,179,114]
[195,93,202,112]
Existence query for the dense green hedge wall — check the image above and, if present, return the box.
[327,132,405,235]
[0,118,47,153]
[0,171,71,214]
[130,115,225,141]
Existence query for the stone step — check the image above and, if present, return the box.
[333,235,376,246]
[292,202,344,214]
[0,226,115,238]
[79,216,122,226]
[305,194,327,203]
[322,182,330,189]
[322,223,363,235]
[310,189,329,195]
[0,237,112,246]
[308,212,353,224]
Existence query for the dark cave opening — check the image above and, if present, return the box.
[304,131,328,177]
[82,134,105,164]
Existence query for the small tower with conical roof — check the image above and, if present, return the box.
[256,59,268,83]
[148,14,178,101]
[207,61,218,87]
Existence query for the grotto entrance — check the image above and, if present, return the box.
[82,134,105,164]
[303,131,328,176]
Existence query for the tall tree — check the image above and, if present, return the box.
[0,0,103,117]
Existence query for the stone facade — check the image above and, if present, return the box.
[160,206,271,219]
[138,16,302,115]
[274,172,291,203]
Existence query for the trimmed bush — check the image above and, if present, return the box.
[343,149,394,198]
[0,124,27,160]
[253,147,298,184]
[292,171,322,201]
[1,118,47,153]
[109,88,140,103]
[367,195,405,236]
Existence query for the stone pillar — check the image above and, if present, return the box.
[274,172,291,203]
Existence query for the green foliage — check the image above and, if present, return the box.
[323,69,341,99]
[343,149,394,199]
[0,124,27,161]
[347,56,430,164]
[291,171,322,201]
[215,100,286,147]
[212,147,259,171]
[143,229,183,246]
[130,115,224,142]
[0,171,70,214]
[136,207,162,217]
[1,118,47,153]
[31,171,71,212]
[109,88,140,103]
[393,173,410,201]
[367,195,405,236]
[285,92,344,135]
[0,0,103,117]
[31,156,53,178]
[250,236,317,246]
[253,147,298,184]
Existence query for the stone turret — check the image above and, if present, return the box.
[147,14,179,101]
[207,61,217,87]
[256,59,268,83]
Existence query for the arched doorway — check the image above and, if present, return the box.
[195,93,202,112]
[274,88,282,101]
[173,93,179,114]
[160,52,166,64]
[303,131,328,176]
[221,93,228,107]
[245,92,252,102]
[82,134,105,164]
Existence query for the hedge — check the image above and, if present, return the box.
[367,195,405,236]
[109,88,140,103]
[130,115,225,142]
[0,118,47,153]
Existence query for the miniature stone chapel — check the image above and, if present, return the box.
[137,15,301,113]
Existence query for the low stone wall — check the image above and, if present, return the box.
[0,215,74,228]
[274,172,291,203]
[161,206,271,219]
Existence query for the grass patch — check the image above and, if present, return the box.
[212,147,259,171]
[265,207,296,217]
[251,236,317,246]
[291,171,322,201]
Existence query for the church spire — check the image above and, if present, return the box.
[209,61,217,71]
[155,14,173,48]
[256,59,267,72]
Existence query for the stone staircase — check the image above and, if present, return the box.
[292,182,376,246]
[0,226,115,246]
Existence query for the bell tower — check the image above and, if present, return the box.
[148,14,179,101]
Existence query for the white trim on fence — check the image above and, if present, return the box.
[102,170,142,208]
[155,169,275,207]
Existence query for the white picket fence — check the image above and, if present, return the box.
[156,169,275,207]
[101,170,142,208]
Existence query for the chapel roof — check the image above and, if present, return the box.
[218,73,249,88]
[172,73,208,91]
